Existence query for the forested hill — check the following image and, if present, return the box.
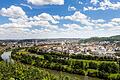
[79,35,120,43]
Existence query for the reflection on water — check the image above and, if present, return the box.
[1,51,14,63]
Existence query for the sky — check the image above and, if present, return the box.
[0,0,120,39]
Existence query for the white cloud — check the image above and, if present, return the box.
[33,13,53,21]
[84,26,93,31]
[111,18,120,23]
[108,26,120,31]
[29,20,49,26]
[27,0,64,5]
[99,0,120,10]
[53,15,61,20]
[0,5,120,39]
[63,24,82,29]
[83,7,98,11]
[91,19,105,23]
[84,0,120,11]
[68,6,76,11]
[90,0,99,5]
[63,11,120,33]
[20,3,32,9]
[64,11,87,21]
[0,6,60,38]
[64,11,94,26]
[30,21,59,30]
[0,5,26,18]
[63,23,94,31]
[31,13,59,24]
[0,5,61,39]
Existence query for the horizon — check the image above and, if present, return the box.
[0,34,119,40]
[0,0,120,39]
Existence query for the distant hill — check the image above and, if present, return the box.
[0,35,120,43]
[79,35,120,43]
[110,35,120,40]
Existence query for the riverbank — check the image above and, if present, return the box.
[11,48,120,80]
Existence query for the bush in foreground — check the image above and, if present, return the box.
[0,61,72,80]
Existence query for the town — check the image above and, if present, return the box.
[0,37,120,59]
[0,36,120,80]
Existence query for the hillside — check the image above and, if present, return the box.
[79,35,120,43]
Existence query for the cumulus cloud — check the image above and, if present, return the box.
[0,5,120,39]
[63,11,120,33]
[0,5,60,39]
[0,5,26,18]
[68,6,76,11]
[111,18,120,23]
[83,7,98,11]
[53,15,61,20]
[30,13,59,24]
[27,0,64,5]
[63,24,82,29]
[108,26,120,31]
[64,11,87,21]
[84,0,120,11]
[90,0,99,5]
[91,19,105,23]
[99,0,120,10]
[64,11,94,26]
[63,23,94,31]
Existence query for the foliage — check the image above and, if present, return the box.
[87,69,98,77]
[79,35,120,43]
[0,61,57,80]
[98,62,119,73]
[88,61,98,69]
[108,74,120,80]
[11,48,120,80]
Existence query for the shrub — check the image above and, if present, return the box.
[87,69,98,77]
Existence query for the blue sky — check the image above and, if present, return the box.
[0,0,120,39]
